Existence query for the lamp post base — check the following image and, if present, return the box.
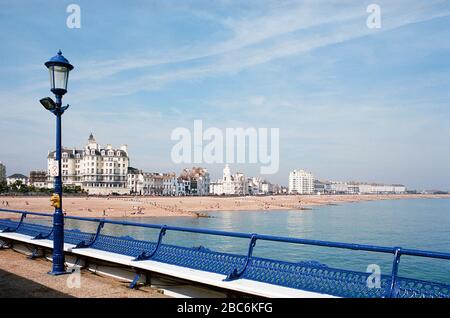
[47,270,69,276]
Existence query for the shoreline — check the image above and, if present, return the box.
[0,194,449,219]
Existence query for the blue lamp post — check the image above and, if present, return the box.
[40,50,74,275]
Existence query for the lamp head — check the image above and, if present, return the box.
[45,50,74,96]
[40,97,57,111]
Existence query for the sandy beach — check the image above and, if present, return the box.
[0,194,449,219]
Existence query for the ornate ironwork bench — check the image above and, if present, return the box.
[0,209,449,298]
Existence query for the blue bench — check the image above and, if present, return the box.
[0,217,448,298]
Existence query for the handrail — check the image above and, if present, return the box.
[1,207,450,297]
[1,208,449,260]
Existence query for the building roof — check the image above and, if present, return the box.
[7,173,28,179]
[127,167,140,174]
[47,148,84,159]
[48,147,128,158]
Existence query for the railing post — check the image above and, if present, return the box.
[33,227,54,240]
[3,213,27,233]
[74,221,105,248]
[387,247,402,298]
[225,234,258,281]
[134,225,167,261]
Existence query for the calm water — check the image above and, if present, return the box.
[49,198,449,284]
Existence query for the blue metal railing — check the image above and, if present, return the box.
[0,208,449,297]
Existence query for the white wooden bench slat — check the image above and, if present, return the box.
[0,231,335,298]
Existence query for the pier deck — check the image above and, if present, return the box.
[0,249,166,298]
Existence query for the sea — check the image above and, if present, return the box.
[61,198,450,284]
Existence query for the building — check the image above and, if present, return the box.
[176,177,191,196]
[314,180,407,195]
[128,169,178,196]
[29,171,48,189]
[210,165,248,196]
[248,177,262,195]
[127,167,143,195]
[260,181,274,195]
[0,162,5,183]
[6,173,29,186]
[142,173,164,195]
[355,183,406,194]
[288,169,314,194]
[162,173,177,196]
[247,177,276,195]
[47,134,129,195]
[179,167,210,196]
[127,171,162,195]
[314,180,327,194]
[328,182,349,194]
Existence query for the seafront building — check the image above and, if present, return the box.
[129,164,275,197]
[210,165,248,196]
[176,177,191,196]
[128,169,190,196]
[247,177,278,195]
[179,167,210,196]
[37,135,408,197]
[0,162,5,182]
[6,173,29,186]
[127,167,142,194]
[313,180,407,195]
[29,170,48,189]
[288,169,314,194]
[47,134,129,195]
[356,183,406,194]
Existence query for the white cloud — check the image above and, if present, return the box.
[66,1,450,103]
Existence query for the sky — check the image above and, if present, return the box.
[0,0,450,190]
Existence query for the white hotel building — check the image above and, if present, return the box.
[47,134,129,195]
[288,169,314,194]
